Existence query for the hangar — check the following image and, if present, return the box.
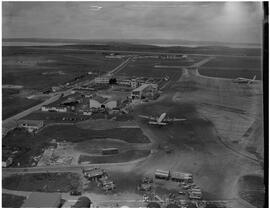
[131,84,158,100]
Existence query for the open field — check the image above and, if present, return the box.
[3,125,149,166]
[199,67,262,80]
[199,56,262,80]
[3,46,122,90]
[203,56,262,69]
[38,125,149,143]
[3,89,42,119]
[2,172,81,192]
[2,194,26,208]
[79,150,150,164]
[115,58,198,78]
[74,139,132,154]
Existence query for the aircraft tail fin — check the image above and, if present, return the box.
[248,75,256,84]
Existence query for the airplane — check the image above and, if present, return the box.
[232,75,256,84]
[139,112,186,126]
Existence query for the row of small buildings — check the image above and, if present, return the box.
[155,169,193,183]
[94,74,159,89]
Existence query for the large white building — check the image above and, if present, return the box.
[41,106,67,113]
[94,75,111,84]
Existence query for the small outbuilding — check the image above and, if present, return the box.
[154,169,170,180]
[18,119,44,133]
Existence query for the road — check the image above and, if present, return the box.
[27,47,261,58]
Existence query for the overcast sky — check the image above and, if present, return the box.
[2,2,264,43]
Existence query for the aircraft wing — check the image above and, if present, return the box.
[138,115,156,120]
[149,121,167,125]
[164,118,186,122]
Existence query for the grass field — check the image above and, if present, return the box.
[79,150,150,164]
[38,125,149,143]
[199,56,262,80]
[116,58,194,78]
[2,194,26,208]
[2,89,42,119]
[2,172,81,192]
[3,126,149,166]
[204,57,262,69]
[3,47,122,90]
[199,67,262,80]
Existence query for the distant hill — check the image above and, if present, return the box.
[3,38,261,49]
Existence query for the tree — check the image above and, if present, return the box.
[109,78,117,85]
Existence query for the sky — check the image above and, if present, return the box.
[2,2,264,44]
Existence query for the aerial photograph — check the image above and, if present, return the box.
[2,2,265,208]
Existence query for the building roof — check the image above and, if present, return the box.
[84,168,104,177]
[170,171,192,179]
[21,192,61,208]
[132,84,152,92]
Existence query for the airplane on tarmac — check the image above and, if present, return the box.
[232,75,256,84]
[139,112,186,126]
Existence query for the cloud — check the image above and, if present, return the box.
[89,5,102,11]
[2,2,263,43]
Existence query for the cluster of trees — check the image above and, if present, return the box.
[109,78,117,85]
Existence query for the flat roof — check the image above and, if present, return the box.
[132,84,151,92]
[170,171,192,179]
[22,192,61,208]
